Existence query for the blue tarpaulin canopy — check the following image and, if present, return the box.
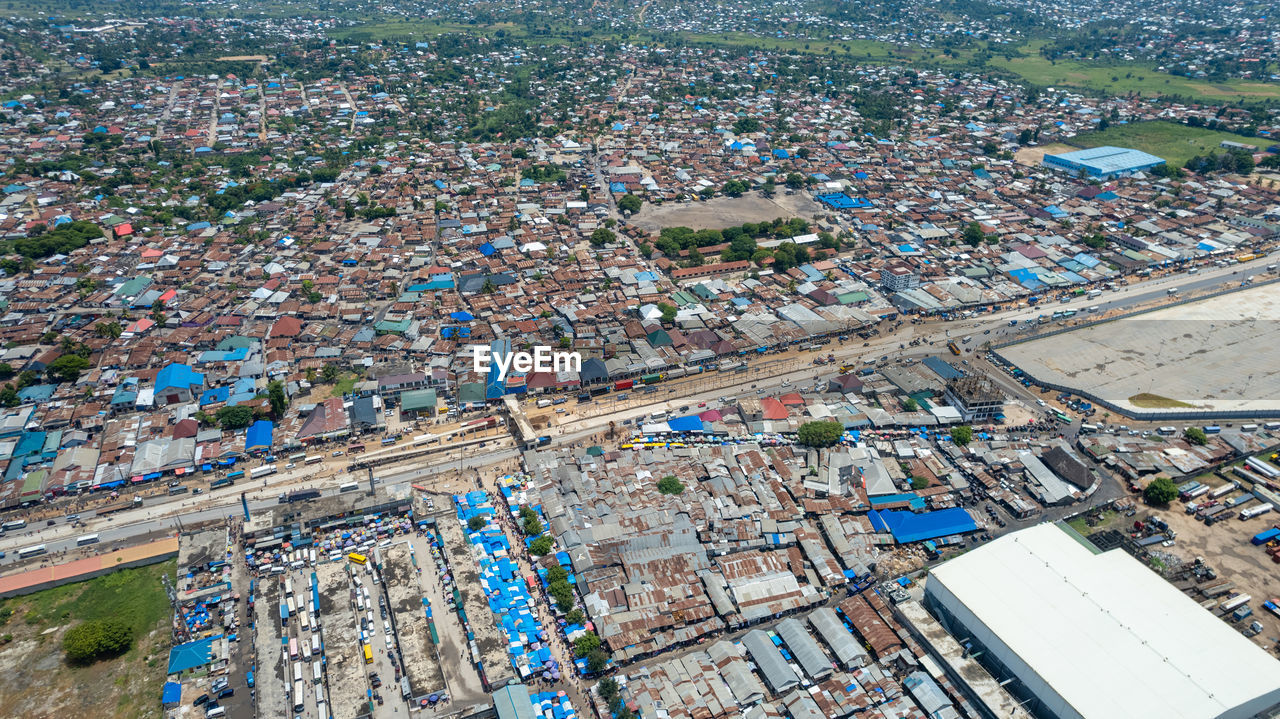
[162,681,182,705]
[449,311,475,321]
[666,415,705,433]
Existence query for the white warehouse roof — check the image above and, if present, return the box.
[926,523,1280,719]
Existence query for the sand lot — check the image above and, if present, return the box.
[629,192,824,232]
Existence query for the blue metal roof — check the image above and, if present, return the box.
[870,508,977,544]
[156,363,204,393]
[245,420,273,452]
[1044,146,1165,174]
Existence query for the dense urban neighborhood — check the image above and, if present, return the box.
[0,0,1279,718]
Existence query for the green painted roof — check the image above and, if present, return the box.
[401,388,438,412]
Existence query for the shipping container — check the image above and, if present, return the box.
[1252,528,1280,545]
[1221,594,1252,612]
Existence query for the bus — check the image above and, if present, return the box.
[311,635,321,657]
[17,544,46,559]
[380,437,398,446]
[947,341,961,356]
[285,578,294,596]
[2,520,27,532]
[339,482,360,494]
[210,476,235,489]
[313,661,322,684]
[167,485,188,496]
[226,470,245,481]
[348,552,367,565]
[288,452,307,463]
[347,444,366,455]
[305,455,324,465]
[363,644,373,664]
[75,533,100,546]
[289,638,298,660]
[1053,410,1071,423]
[293,681,305,713]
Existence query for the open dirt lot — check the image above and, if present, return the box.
[629,192,825,232]
[1000,282,1280,414]
[1014,143,1075,167]
[1153,500,1280,653]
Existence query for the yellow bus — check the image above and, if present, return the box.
[363,644,373,664]
[348,552,367,565]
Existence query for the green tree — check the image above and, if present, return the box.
[1144,476,1179,505]
[590,227,616,247]
[658,303,677,323]
[468,515,486,532]
[573,631,601,657]
[656,475,685,495]
[910,476,930,490]
[587,648,610,674]
[0,363,12,380]
[267,380,287,418]
[950,425,974,446]
[63,619,132,664]
[215,405,254,430]
[962,222,985,248]
[529,535,554,556]
[546,566,569,584]
[1184,427,1208,446]
[46,354,91,383]
[785,172,804,189]
[617,194,642,214]
[903,398,919,411]
[565,609,585,624]
[797,420,843,447]
[321,363,340,383]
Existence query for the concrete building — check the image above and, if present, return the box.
[1041,146,1166,179]
[943,374,1004,422]
[924,524,1280,719]
[881,263,919,292]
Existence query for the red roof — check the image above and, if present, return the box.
[760,397,789,420]
[271,316,303,337]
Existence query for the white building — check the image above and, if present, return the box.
[924,524,1280,719]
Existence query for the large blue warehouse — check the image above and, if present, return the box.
[1042,146,1165,179]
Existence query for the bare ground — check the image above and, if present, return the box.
[629,192,825,232]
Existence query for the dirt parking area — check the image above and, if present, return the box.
[1014,143,1075,166]
[1151,499,1280,653]
[629,191,824,232]
[316,563,368,719]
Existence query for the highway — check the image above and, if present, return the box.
[0,254,1273,570]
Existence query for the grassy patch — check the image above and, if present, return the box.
[0,559,174,719]
[1128,392,1195,409]
[330,375,358,398]
[1073,121,1262,168]
[990,42,1280,102]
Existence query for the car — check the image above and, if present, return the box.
[285,463,296,469]
[332,450,344,457]
[193,694,210,707]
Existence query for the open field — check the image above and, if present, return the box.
[629,192,824,232]
[0,559,175,719]
[1000,282,1280,416]
[990,42,1280,103]
[1072,121,1265,168]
